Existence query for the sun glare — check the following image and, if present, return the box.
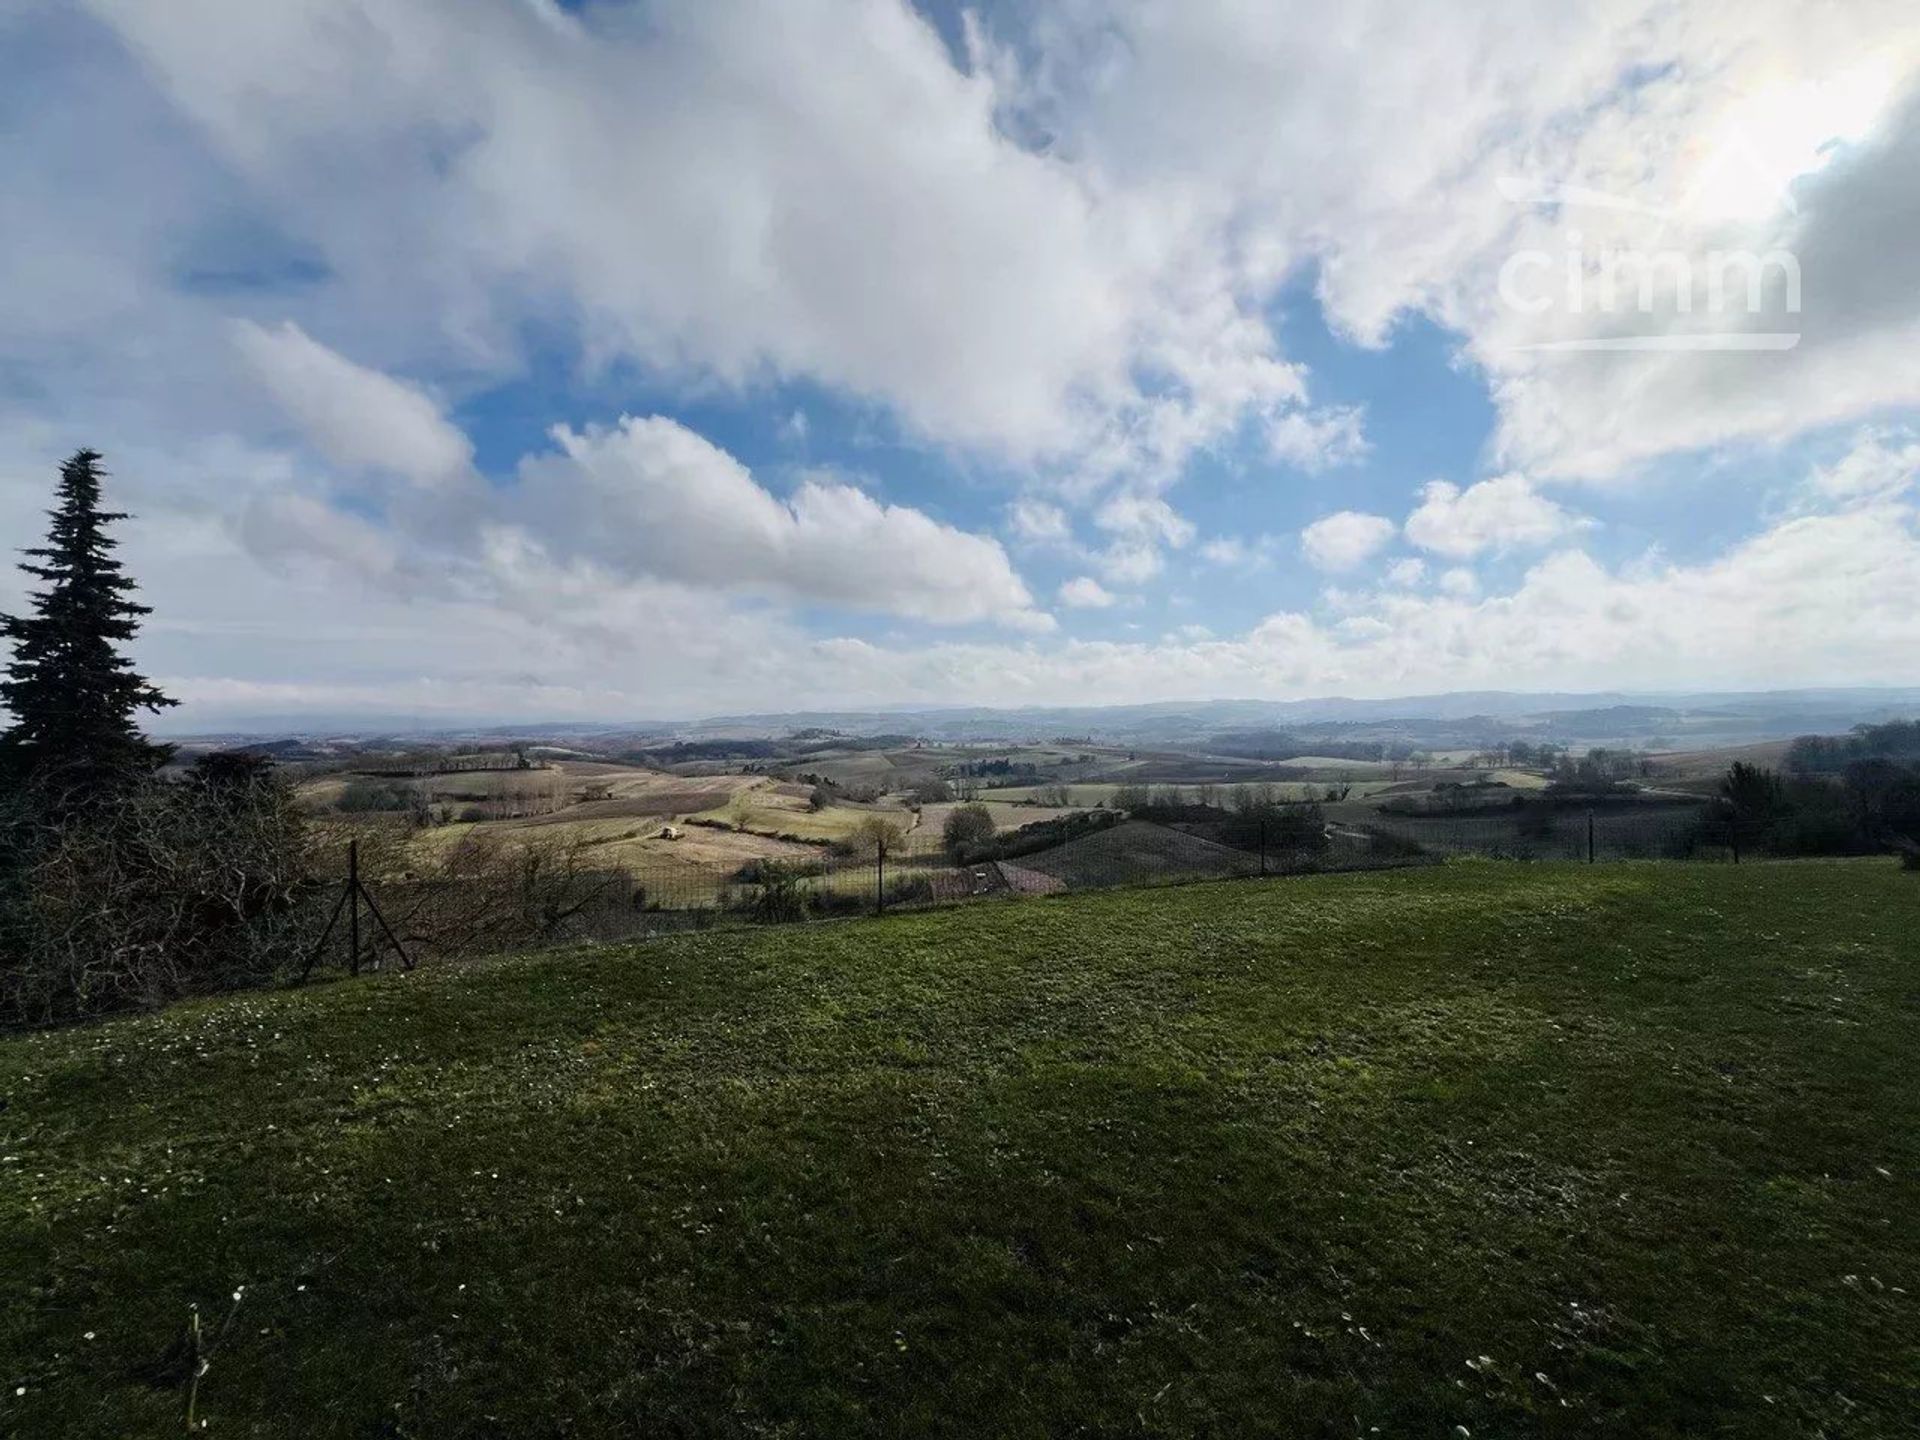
[1683,56,1901,222]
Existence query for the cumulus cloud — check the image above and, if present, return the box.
[75,0,1332,482]
[219,330,1056,631]
[779,500,1920,707]
[1478,81,1920,478]
[10,0,1917,497]
[8,2,1920,720]
[30,429,1915,726]
[1094,493,1196,548]
[1009,2,1920,479]
[1811,427,1920,502]
[232,320,471,488]
[512,417,1048,629]
[1301,512,1395,572]
[1058,576,1119,609]
[1266,406,1369,470]
[1199,535,1275,569]
[1403,474,1588,558]
[1005,497,1072,544]
[1096,539,1166,585]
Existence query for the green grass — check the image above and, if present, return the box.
[3,861,1917,1437]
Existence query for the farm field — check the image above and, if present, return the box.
[915,798,1083,836]
[297,742,1725,910]
[307,762,922,879]
[1647,738,1798,783]
[1016,817,1262,886]
[977,779,1392,806]
[3,861,1915,1437]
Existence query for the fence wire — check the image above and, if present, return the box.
[302,801,1825,972]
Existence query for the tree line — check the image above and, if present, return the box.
[1711,758,1920,860]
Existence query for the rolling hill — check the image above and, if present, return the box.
[3,862,1916,1436]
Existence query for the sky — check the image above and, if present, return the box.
[3,0,1919,726]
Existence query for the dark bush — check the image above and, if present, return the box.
[735,856,825,884]
[336,779,416,813]
[1219,803,1328,854]
[941,802,995,858]
[954,808,1120,864]
[1358,826,1426,859]
[749,860,809,923]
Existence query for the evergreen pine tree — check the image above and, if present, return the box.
[0,449,175,802]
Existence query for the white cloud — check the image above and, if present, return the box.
[1403,474,1588,558]
[1199,537,1248,566]
[1005,497,1072,544]
[25,431,1914,726]
[1438,567,1479,597]
[1811,427,1920,502]
[1079,493,1196,586]
[74,0,1330,481]
[1094,493,1196,547]
[1199,536,1274,569]
[232,320,471,488]
[1266,405,1368,470]
[1300,511,1395,572]
[1006,3,1920,480]
[515,417,1047,628]
[1097,539,1166,585]
[1475,84,1920,478]
[7,0,1916,501]
[722,500,1920,708]
[1384,557,1427,587]
[219,328,1056,629]
[1058,576,1119,609]
[235,493,402,586]
[9,2,1920,721]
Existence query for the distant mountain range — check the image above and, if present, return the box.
[161,687,1920,753]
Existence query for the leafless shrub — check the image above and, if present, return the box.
[2,764,319,1026]
[322,824,627,963]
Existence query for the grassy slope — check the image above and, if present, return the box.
[2,862,1917,1438]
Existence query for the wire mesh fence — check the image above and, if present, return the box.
[298,799,1822,974]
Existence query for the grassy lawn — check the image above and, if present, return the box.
[2,861,1916,1437]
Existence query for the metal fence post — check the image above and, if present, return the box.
[1586,808,1595,864]
[348,839,361,975]
[1259,816,1267,876]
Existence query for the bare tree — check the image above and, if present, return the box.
[3,760,316,1025]
[844,814,908,859]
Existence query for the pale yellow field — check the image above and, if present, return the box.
[915,800,1084,836]
[393,806,821,891]
[795,752,902,785]
[977,781,1392,805]
[1486,768,1552,790]
[1270,755,1397,774]
[614,827,821,889]
[682,780,917,843]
